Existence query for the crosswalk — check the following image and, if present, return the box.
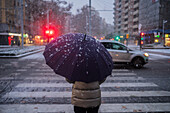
[0,62,170,113]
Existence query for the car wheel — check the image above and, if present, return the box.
[132,57,144,69]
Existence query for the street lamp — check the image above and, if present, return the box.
[163,20,167,45]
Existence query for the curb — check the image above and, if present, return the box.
[0,48,44,58]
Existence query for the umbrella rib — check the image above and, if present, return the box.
[68,45,83,82]
[96,49,112,75]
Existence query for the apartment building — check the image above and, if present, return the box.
[113,0,139,38]
[139,0,170,44]
[0,0,34,45]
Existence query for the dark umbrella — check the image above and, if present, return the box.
[43,33,113,83]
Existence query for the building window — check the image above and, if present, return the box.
[124,18,128,21]
[134,15,137,18]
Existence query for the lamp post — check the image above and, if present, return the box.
[163,20,167,45]
[20,0,24,48]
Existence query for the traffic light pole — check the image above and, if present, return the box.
[47,36,49,43]
[139,35,142,51]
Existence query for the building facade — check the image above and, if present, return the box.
[113,0,139,39]
[0,0,34,45]
[139,0,170,44]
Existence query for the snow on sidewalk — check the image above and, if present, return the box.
[0,46,45,56]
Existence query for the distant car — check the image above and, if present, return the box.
[99,40,149,68]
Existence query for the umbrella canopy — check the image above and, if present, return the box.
[43,33,113,83]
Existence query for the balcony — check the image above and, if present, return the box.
[133,10,139,15]
[124,26,128,30]
[133,24,138,28]
[134,2,139,8]
[133,17,138,22]
[124,2,129,7]
[124,21,128,25]
[124,15,128,19]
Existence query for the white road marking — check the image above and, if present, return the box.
[15,82,157,88]
[16,69,27,72]
[23,76,144,81]
[112,69,129,71]
[35,69,53,71]
[1,103,170,113]
[4,64,12,66]
[31,62,39,64]
[30,73,56,75]
[27,64,36,66]
[3,91,170,98]
[112,73,136,76]
[0,76,144,81]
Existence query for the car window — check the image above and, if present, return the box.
[111,43,127,50]
[101,42,112,49]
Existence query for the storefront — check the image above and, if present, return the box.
[0,33,21,46]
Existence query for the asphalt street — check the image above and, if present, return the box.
[0,50,170,113]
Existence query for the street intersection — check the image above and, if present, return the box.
[0,51,170,113]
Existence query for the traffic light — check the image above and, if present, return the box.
[45,29,54,37]
[115,36,120,40]
[141,32,144,36]
[126,34,129,39]
[140,32,144,45]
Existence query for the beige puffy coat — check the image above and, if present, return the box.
[71,81,101,108]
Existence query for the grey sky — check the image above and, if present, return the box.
[65,0,114,25]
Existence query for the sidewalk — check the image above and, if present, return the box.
[128,44,170,49]
[128,44,170,56]
[0,45,45,58]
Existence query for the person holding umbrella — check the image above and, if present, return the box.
[43,33,114,113]
[66,77,105,113]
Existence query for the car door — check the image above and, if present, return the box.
[101,42,117,61]
[110,43,131,62]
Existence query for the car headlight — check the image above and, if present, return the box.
[144,53,149,57]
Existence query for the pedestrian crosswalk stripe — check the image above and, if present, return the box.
[29,72,136,76]
[16,69,27,72]
[23,76,144,81]
[33,69,130,73]
[0,76,144,81]
[15,82,157,88]
[1,103,170,113]
[112,69,129,71]
[112,73,136,76]
[3,91,170,98]
[35,69,53,71]
[30,73,56,75]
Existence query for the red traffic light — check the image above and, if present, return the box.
[45,30,50,34]
[49,30,54,35]
[45,29,54,36]
[141,32,144,36]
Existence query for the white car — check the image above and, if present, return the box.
[99,40,149,68]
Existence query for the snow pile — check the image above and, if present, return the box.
[144,49,170,54]
[0,46,45,56]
